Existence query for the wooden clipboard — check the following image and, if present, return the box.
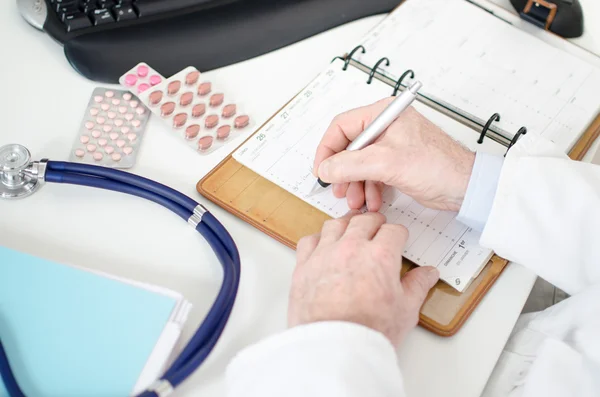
[196,88,600,336]
[195,0,600,335]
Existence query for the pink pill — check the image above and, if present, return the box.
[131,120,141,127]
[197,82,211,96]
[124,74,138,86]
[93,152,103,161]
[217,125,231,140]
[118,106,127,114]
[192,104,205,118]
[86,144,97,152]
[167,81,181,95]
[210,93,224,107]
[198,136,213,151]
[105,146,115,154]
[121,126,130,134]
[109,132,119,140]
[112,99,120,105]
[222,104,236,118]
[136,107,145,115]
[205,115,219,129]
[161,102,175,117]
[90,108,99,116]
[185,124,200,139]
[180,92,193,107]
[80,135,90,144]
[127,133,137,141]
[105,91,114,98]
[75,149,85,157]
[114,119,124,127]
[123,147,134,155]
[149,90,163,105]
[85,121,94,129]
[96,116,105,124]
[137,65,149,77]
[125,114,134,121]
[186,71,200,85]
[150,75,162,85]
[116,139,126,148]
[123,93,132,100]
[94,96,103,103]
[173,113,187,129]
[234,115,250,129]
[101,104,110,111]
[98,138,107,146]
[92,130,102,138]
[107,111,116,119]
[129,100,139,108]
[112,153,122,162]
[138,83,150,94]
[103,125,112,133]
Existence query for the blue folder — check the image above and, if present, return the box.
[0,245,179,397]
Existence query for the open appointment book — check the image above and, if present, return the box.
[232,0,600,292]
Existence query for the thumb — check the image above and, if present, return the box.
[401,266,439,308]
[318,146,390,184]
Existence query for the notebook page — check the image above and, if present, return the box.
[354,0,600,152]
[233,59,505,292]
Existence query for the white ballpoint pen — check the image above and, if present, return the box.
[307,79,423,196]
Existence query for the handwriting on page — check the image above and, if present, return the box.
[234,62,493,292]
[356,0,600,152]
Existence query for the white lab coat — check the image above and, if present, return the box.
[225,133,600,397]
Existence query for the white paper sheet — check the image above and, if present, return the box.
[234,60,506,291]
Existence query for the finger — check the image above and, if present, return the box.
[313,97,395,176]
[401,266,440,309]
[332,182,349,199]
[318,145,391,186]
[372,224,409,267]
[365,181,383,212]
[296,234,320,264]
[343,212,387,240]
[318,210,361,245]
[346,181,365,210]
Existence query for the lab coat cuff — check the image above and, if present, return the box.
[457,151,505,232]
[226,321,405,396]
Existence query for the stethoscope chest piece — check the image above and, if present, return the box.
[0,144,41,200]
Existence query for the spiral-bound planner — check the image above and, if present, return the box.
[197,0,600,336]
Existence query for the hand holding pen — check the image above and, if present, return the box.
[311,80,476,213]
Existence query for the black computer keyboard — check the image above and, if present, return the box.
[19,0,401,82]
[41,0,237,42]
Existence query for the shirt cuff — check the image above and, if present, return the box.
[457,151,504,232]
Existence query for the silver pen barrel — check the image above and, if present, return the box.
[346,80,422,151]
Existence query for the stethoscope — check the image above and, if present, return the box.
[0,143,241,397]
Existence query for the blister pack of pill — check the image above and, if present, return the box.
[69,88,150,168]
[119,62,165,95]
[120,64,252,155]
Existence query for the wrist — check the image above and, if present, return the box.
[444,149,476,212]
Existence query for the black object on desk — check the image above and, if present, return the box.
[17,0,402,83]
[510,0,584,38]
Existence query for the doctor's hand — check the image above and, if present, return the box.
[313,99,475,212]
[288,211,440,347]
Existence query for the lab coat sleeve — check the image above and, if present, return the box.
[479,132,600,296]
[226,321,405,397]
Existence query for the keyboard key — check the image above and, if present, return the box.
[54,0,77,12]
[112,4,137,21]
[91,8,115,25]
[64,12,92,31]
[59,5,80,20]
[80,2,97,14]
[97,0,115,8]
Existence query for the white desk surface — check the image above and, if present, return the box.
[0,1,599,397]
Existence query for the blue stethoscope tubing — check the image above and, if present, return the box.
[0,161,241,397]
